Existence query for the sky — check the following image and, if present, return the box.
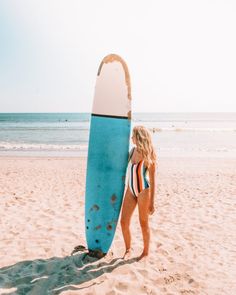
[0,0,236,113]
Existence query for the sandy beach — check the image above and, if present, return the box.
[0,155,236,295]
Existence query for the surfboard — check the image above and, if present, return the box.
[85,54,132,256]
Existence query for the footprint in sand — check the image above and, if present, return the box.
[158,267,167,272]
[116,281,128,292]
[158,248,169,256]
[158,248,175,263]
[174,245,184,252]
[157,272,196,287]
[165,273,182,284]
[180,290,196,294]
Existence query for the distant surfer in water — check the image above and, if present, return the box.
[120,126,157,260]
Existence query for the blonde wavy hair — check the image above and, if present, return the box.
[132,125,157,168]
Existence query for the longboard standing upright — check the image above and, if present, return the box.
[85,54,132,257]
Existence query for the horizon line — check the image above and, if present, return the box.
[0,111,236,114]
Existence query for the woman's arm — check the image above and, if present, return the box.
[149,163,156,214]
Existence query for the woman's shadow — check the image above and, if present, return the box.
[0,252,138,294]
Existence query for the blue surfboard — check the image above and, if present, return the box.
[85,54,132,255]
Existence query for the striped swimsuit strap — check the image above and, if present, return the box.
[128,147,135,163]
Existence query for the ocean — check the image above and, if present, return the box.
[0,112,236,157]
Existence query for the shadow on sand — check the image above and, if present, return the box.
[0,253,138,294]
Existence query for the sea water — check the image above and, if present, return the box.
[0,113,236,157]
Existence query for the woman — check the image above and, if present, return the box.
[120,125,157,260]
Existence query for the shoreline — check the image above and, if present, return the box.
[1,152,236,159]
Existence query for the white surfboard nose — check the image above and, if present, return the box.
[92,54,131,119]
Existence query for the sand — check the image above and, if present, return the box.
[0,156,236,295]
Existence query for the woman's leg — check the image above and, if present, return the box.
[137,188,150,259]
[120,187,137,257]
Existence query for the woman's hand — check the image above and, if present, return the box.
[149,202,155,215]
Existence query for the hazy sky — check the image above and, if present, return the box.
[0,0,236,113]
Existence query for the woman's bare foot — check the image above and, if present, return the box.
[138,251,149,261]
[123,248,131,259]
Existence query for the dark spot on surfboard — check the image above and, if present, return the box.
[94,204,99,211]
[94,225,101,230]
[107,224,112,231]
[86,226,89,230]
[87,219,90,222]
[90,204,100,212]
[127,110,131,119]
[111,194,117,203]
[95,239,99,244]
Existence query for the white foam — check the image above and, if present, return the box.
[0,142,88,151]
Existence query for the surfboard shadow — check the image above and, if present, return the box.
[0,254,138,294]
